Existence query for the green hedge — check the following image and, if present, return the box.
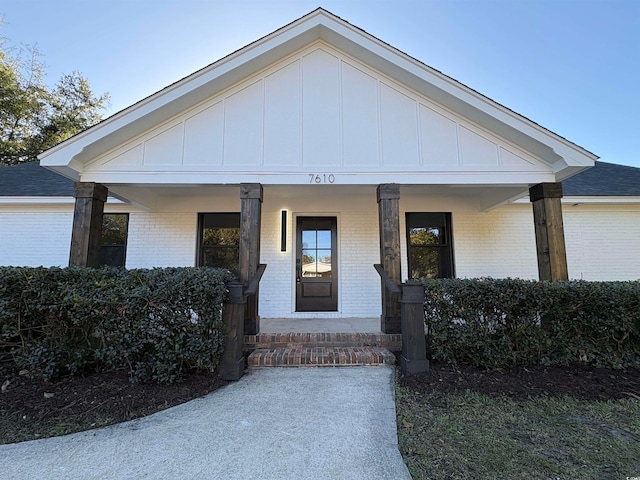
[0,266,234,383]
[423,278,640,369]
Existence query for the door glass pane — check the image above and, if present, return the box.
[317,249,332,277]
[317,230,331,248]
[301,250,317,276]
[302,230,316,249]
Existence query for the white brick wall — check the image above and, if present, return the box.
[0,210,73,267]
[2,195,638,319]
[452,206,538,279]
[126,212,198,268]
[564,206,640,280]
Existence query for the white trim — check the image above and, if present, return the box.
[513,196,640,205]
[0,196,126,205]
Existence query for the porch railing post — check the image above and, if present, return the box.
[399,280,429,375]
[220,281,246,381]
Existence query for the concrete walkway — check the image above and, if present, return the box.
[1,367,412,480]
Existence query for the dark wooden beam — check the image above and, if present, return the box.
[69,182,108,267]
[529,182,568,281]
[377,184,402,334]
[239,183,263,335]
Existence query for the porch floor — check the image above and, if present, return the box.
[259,317,381,333]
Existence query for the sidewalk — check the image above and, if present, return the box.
[1,367,412,480]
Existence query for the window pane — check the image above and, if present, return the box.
[302,230,316,249]
[317,230,331,249]
[408,213,447,245]
[203,227,239,246]
[409,227,441,246]
[202,247,239,274]
[101,214,128,245]
[409,246,440,279]
[198,213,240,273]
[406,212,454,279]
[99,246,125,268]
[99,214,128,267]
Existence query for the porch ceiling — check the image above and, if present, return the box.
[107,183,529,212]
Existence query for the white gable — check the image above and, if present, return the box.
[81,43,549,186]
[40,9,596,191]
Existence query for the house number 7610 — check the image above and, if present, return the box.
[309,174,335,184]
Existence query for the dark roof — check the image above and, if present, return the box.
[0,162,74,196]
[0,160,638,198]
[563,161,640,196]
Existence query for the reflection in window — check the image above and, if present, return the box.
[301,229,332,277]
[198,213,240,275]
[406,213,454,279]
[99,213,128,267]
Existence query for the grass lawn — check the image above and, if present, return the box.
[396,369,640,479]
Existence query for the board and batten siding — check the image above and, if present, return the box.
[82,42,547,184]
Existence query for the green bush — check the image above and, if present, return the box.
[423,278,640,369]
[0,266,234,383]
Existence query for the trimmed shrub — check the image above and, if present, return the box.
[423,278,640,369]
[0,266,234,383]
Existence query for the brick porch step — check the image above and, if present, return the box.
[247,346,396,368]
[244,332,402,351]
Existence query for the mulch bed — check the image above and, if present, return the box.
[0,370,228,444]
[400,363,640,401]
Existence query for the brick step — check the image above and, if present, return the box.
[247,347,396,368]
[244,333,402,351]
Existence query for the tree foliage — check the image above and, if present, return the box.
[0,22,109,166]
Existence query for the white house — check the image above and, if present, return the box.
[1,9,639,335]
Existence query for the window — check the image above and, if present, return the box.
[99,213,128,267]
[198,213,240,274]
[406,212,454,279]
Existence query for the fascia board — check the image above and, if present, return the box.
[513,196,640,205]
[0,196,126,205]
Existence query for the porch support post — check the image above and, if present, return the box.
[377,183,402,334]
[69,182,108,267]
[220,281,246,381]
[239,183,263,335]
[529,183,568,281]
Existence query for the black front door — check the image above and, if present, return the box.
[296,216,338,312]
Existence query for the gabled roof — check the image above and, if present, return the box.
[0,162,74,196]
[562,161,640,196]
[38,8,596,184]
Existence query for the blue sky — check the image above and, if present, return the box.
[2,0,639,167]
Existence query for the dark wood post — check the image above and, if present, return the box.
[239,183,263,335]
[529,183,568,281]
[220,281,246,381]
[377,184,402,334]
[69,182,108,267]
[400,280,429,375]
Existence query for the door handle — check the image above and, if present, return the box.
[296,258,301,283]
